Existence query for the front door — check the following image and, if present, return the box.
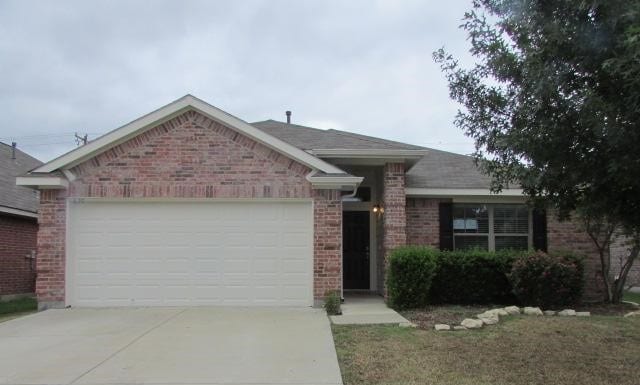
[343,211,370,290]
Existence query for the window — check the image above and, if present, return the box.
[453,204,531,251]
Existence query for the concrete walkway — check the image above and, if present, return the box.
[0,307,343,385]
[330,293,412,326]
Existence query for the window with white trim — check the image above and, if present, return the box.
[453,204,531,251]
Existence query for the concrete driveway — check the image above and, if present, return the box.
[0,307,343,385]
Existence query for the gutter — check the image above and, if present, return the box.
[305,171,364,191]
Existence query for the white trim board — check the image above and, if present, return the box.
[16,176,68,189]
[0,206,38,219]
[309,149,427,158]
[31,95,345,176]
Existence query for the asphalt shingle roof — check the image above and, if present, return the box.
[252,120,491,189]
[251,120,425,151]
[0,142,43,213]
[406,148,492,189]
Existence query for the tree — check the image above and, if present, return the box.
[434,0,640,302]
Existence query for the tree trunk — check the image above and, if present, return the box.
[600,248,613,303]
[611,244,639,303]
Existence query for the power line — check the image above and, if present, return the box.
[0,132,104,141]
[18,141,78,147]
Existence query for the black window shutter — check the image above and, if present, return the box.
[532,209,547,252]
[439,202,454,251]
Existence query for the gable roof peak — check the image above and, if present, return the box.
[25,95,346,177]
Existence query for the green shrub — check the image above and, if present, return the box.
[386,246,438,310]
[429,249,520,305]
[509,251,584,308]
[324,290,342,315]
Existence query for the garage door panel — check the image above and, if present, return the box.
[68,201,313,307]
[253,258,279,273]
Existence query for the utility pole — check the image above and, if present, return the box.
[74,132,88,146]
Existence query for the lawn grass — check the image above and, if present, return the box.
[623,290,640,304]
[332,315,640,385]
[0,297,37,323]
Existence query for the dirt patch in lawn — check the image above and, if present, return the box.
[332,316,640,385]
[401,305,492,329]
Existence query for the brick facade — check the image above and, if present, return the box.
[313,189,343,302]
[406,198,443,248]
[547,214,607,301]
[0,214,37,296]
[35,191,67,308]
[35,110,342,308]
[382,163,406,295]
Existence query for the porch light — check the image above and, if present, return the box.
[372,204,384,214]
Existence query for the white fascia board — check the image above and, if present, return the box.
[309,148,427,159]
[16,176,69,189]
[33,95,345,175]
[306,173,364,190]
[0,206,38,219]
[406,188,525,197]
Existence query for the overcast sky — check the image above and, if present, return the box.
[0,0,478,162]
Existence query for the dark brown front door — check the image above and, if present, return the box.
[343,211,370,290]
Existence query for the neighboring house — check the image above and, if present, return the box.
[1,142,42,299]
[17,95,604,309]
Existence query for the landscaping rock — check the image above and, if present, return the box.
[624,310,640,318]
[434,324,451,331]
[478,314,499,325]
[453,326,467,331]
[477,311,501,323]
[399,322,417,328]
[543,310,557,316]
[489,308,509,317]
[575,311,591,317]
[558,309,576,316]
[523,307,543,316]
[504,306,521,315]
[461,318,483,329]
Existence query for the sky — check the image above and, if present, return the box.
[0,0,478,162]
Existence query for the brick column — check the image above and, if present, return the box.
[36,189,67,310]
[383,163,406,296]
[313,189,342,305]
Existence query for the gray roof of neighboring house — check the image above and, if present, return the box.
[252,120,491,189]
[0,142,43,214]
[252,120,425,151]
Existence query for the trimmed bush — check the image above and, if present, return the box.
[386,246,438,310]
[324,290,342,315]
[509,251,584,308]
[429,249,520,305]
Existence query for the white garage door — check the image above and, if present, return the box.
[67,200,313,307]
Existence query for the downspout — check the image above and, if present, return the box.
[341,185,359,199]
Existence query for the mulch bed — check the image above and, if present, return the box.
[402,302,638,330]
[575,302,638,316]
